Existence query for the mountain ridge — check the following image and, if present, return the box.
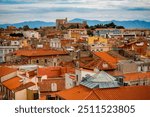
[0,19,150,29]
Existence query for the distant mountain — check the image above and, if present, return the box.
[0,19,150,29]
[70,18,150,29]
[0,21,55,28]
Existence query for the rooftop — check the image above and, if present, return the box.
[56,85,150,100]
[80,71,119,89]
[0,66,17,77]
[94,52,118,65]
[2,76,22,90]
[14,49,68,57]
[81,59,116,70]
[14,82,35,92]
[38,78,65,92]
[37,66,75,78]
[124,71,150,81]
[2,76,35,91]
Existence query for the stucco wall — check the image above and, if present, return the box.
[1,72,17,82]
[15,89,27,100]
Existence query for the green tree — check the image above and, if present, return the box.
[23,25,30,31]
[87,30,93,36]
[34,28,39,30]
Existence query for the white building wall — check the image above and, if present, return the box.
[75,68,96,85]
[23,31,40,39]
[10,41,20,46]
[15,89,27,100]
[1,72,17,82]
[0,46,19,62]
[65,73,75,89]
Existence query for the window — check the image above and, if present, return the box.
[46,95,55,100]
[136,83,139,86]
[76,75,78,82]
[54,62,56,66]
[33,93,39,100]
[51,83,57,91]
[0,50,3,54]
[124,83,128,86]
[0,57,3,63]
[45,59,47,63]
[32,34,34,38]
[36,60,39,64]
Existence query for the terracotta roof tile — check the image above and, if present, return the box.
[0,67,17,77]
[2,77,22,90]
[38,78,65,92]
[81,59,116,70]
[2,76,35,91]
[15,82,35,92]
[84,91,100,100]
[37,66,75,78]
[94,52,118,65]
[56,85,150,100]
[123,72,150,81]
[94,86,150,100]
[37,67,61,78]
[56,85,91,100]
[14,49,68,57]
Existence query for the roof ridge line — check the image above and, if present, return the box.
[84,90,94,100]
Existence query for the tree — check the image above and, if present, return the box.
[104,22,116,28]
[34,28,38,30]
[23,25,30,31]
[85,25,89,29]
[0,28,4,31]
[10,33,23,37]
[87,30,93,36]
[116,26,125,29]
[19,27,23,30]
[60,25,66,30]
[88,22,125,30]
[68,25,77,29]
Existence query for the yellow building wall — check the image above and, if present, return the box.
[27,89,38,100]
[71,32,80,39]
[88,36,108,45]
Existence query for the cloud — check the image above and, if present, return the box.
[0,0,150,23]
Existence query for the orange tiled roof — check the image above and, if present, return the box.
[2,77,22,90]
[37,66,75,78]
[37,67,61,78]
[81,59,116,70]
[56,85,93,100]
[93,86,150,100]
[56,85,150,100]
[14,82,35,92]
[68,29,86,31]
[60,61,75,68]
[14,49,68,57]
[123,72,150,81]
[94,52,118,64]
[38,78,65,92]
[0,67,17,77]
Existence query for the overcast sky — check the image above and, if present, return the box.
[0,0,150,24]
